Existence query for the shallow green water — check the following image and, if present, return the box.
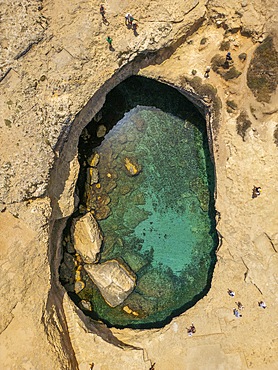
[76,104,217,327]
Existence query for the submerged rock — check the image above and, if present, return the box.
[87,152,100,167]
[60,253,75,284]
[123,305,139,316]
[74,280,85,294]
[122,251,149,273]
[87,167,99,185]
[71,213,103,263]
[80,300,92,311]
[105,179,117,193]
[84,259,136,307]
[124,157,141,176]
[94,205,111,220]
[96,124,107,138]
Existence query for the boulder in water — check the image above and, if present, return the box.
[71,213,103,263]
[124,157,141,176]
[96,124,107,138]
[84,259,136,307]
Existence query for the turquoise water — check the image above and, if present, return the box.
[74,103,217,327]
[135,199,194,273]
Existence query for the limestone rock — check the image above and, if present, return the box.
[80,300,92,311]
[96,125,107,138]
[71,213,103,263]
[60,252,75,285]
[94,205,111,221]
[74,280,85,294]
[84,260,136,307]
[253,232,277,257]
[124,157,141,176]
[87,152,100,167]
[123,305,139,316]
[58,154,80,218]
[87,167,99,185]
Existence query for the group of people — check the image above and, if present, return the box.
[125,13,139,33]
[100,5,139,50]
[185,288,267,339]
[227,289,267,318]
[204,52,233,78]
[100,5,114,49]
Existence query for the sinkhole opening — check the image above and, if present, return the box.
[59,75,218,329]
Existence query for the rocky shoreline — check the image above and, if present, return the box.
[0,0,277,368]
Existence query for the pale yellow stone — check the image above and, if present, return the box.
[124,158,139,175]
[57,154,80,218]
[84,260,136,307]
[74,280,85,294]
[123,305,132,314]
[88,153,100,167]
[123,306,139,316]
[71,213,103,264]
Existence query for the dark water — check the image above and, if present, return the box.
[61,76,218,328]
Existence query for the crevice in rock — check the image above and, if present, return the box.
[14,37,43,60]
[48,73,219,332]
[45,218,79,369]
[216,231,223,253]
[0,67,12,83]
[264,233,277,253]
[0,306,16,335]
[241,257,250,282]
[253,283,263,295]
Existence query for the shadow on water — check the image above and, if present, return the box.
[61,75,218,329]
[96,75,205,132]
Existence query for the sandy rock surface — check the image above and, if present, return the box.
[0,0,277,369]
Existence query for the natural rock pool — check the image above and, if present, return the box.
[60,76,218,328]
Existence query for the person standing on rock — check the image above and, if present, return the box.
[236,301,244,310]
[258,301,266,309]
[226,52,233,62]
[100,4,105,18]
[125,13,134,28]
[187,323,196,336]
[204,66,210,78]
[132,21,139,35]
[225,52,233,68]
[252,186,261,198]
[233,308,242,318]
[228,289,235,297]
[106,36,113,50]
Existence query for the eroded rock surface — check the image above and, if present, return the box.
[84,260,136,307]
[71,213,103,263]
